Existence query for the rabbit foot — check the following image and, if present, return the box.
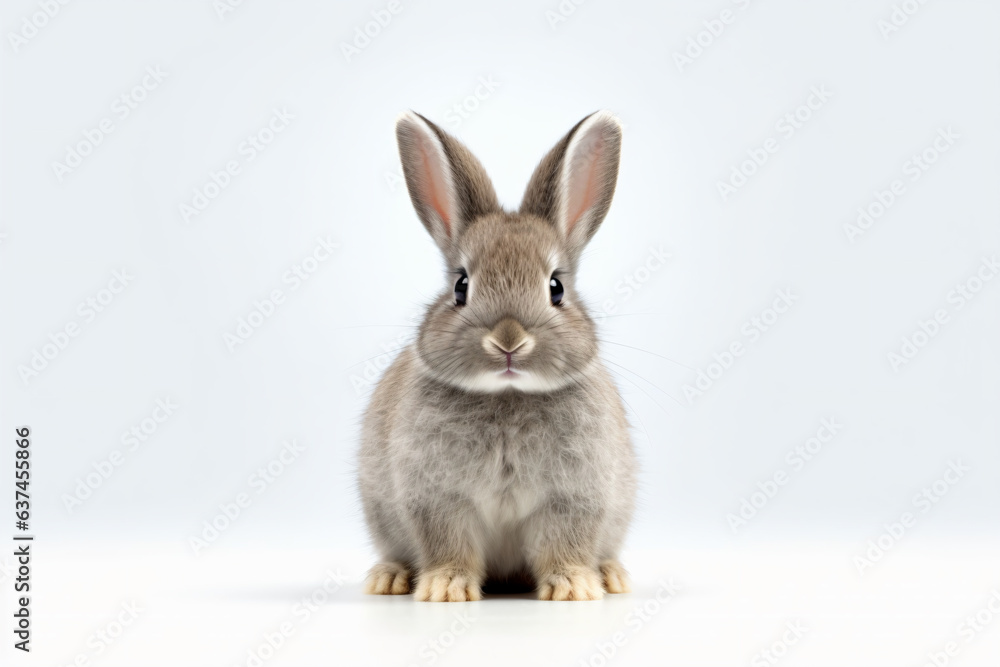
[414,567,482,602]
[365,562,411,595]
[537,565,604,601]
[599,559,631,594]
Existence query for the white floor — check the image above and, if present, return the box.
[10,540,1000,666]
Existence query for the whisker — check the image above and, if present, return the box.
[618,393,653,447]
[594,312,664,319]
[597,339,695,371]
[331,323,419,330]
[342,347,411,372]
[601,356,683,410]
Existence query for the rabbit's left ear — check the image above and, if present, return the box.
[520,111,622,261]
[396,111,500,256]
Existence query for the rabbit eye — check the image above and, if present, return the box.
[454,273,469,306]
[549,275,564,306]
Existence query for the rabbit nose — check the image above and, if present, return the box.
[482,318,535,357]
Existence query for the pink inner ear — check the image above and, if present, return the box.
[564,134,604,235]
[418,134,453,238]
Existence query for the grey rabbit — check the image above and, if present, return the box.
[358,110,636,601]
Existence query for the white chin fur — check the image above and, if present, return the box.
[456,369,572,394]
[413,350,593,394]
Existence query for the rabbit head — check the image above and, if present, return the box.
[395,110,622,394]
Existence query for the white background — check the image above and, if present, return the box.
[1,1,998,665]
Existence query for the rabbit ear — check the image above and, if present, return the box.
[395,111,500,254]
[520,110,622,260]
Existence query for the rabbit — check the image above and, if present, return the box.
[358,110,636,602]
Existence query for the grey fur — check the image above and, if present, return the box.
[359,111,636,601]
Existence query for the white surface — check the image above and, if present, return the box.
[4,540,998,666]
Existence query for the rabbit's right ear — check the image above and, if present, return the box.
[520,111,622,263]
[395,111,500,256]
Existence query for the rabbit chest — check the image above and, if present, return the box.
[400,384,610,524]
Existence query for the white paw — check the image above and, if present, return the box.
[365,562,411,595]
[599,559,631,594]
[538,565,604,601]
[414,567,482,602]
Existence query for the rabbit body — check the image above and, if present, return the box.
[359,111,636,601]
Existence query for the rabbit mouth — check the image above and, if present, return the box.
[448,365,576,394]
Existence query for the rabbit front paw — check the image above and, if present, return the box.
[364,561,411,595]
[537,565,604,601]
[599,559,631,594]
[414,566,482,602]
